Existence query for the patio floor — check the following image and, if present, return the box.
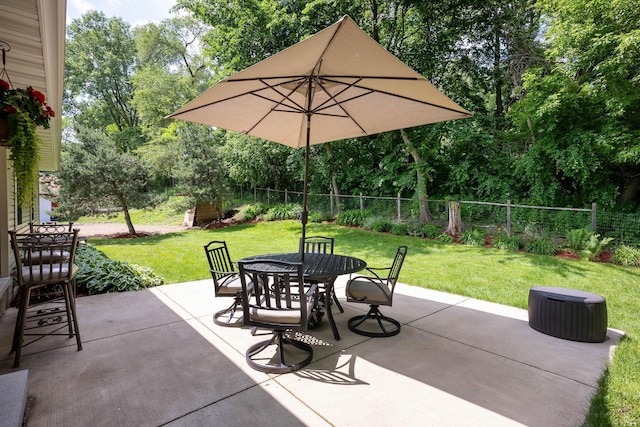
[0,278,623,426]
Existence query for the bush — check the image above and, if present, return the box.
[264,203,302,221]
[613,245,640,266]
[391,223,409,236]
[308,212,324,223]
[421,223,442,239]
[461,228,485,246]
[75,244,164,294]
[493,234,524,251]
[566,228,592,251]
[437,233,454,243]
[334,209,365,227]
[525,238,557,256]
[364,217,392,233]
[580,234,614,261]
[238,203,267,222]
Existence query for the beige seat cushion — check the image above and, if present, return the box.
[249,298,314,325]
[347,278,391,304]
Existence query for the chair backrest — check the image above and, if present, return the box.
[9,229,80,287]
[204,241,237,294]
[29,221,74,233]
[238,259,314,332]
[387,246,408,287]
[300,236,334,254]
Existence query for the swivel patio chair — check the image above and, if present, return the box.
[204,241,252,327]
[299,236,343,313]
[238,259,319,373]
[9,229,82,368]
[345,245,407,337]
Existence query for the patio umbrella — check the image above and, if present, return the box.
[169,15,471,255]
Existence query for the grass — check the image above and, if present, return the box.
[88,219,640,426]
[77,207,184,226]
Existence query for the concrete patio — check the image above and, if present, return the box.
[0,277,623,426]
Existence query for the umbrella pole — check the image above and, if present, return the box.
[300,113,311,261]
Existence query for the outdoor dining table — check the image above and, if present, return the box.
[238,252,367,341]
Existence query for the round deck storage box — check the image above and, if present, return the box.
[528,286,607,343]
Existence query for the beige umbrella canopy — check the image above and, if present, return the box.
[169,15,471,249]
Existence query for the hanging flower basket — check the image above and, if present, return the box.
[0,113,9,143]
[0,78,55,205]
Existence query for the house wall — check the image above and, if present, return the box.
[0,148,38,313]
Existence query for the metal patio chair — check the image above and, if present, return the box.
[204,241,252,327]
[345,246,408,337]
[238,259,319,373]
[299,236,343,313]
[9,229,82,368]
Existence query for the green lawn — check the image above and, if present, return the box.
[89,220,640,426]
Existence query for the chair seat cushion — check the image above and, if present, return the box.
[249,298,314,325]
[346,278,391,304]
[217,275,252,296]
[21,263,78,283]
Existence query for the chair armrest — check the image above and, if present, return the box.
[364,266,390,281]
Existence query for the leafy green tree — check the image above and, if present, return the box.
[172,123,229,214]
[508,0,640,208]
[54,128,152,234]
[65,11,143,152]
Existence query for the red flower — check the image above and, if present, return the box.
[0,79,9,91]
[2,105,17,114]
[26,86,46,105]
[46,106,55,118]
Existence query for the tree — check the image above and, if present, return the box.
[172,123,229,216]
[508,0,640,208]
[65,12,142,151]
[54,128,152,234]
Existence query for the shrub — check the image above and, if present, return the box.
[421,223,442,239]
[493,234,524,251]
[391,223,409,236]
[580,234,614,261]
[525,237,557,256]
[366,217,392,233]
[566,228,592,251]
[437,233,454,243]
[75,245,164,295]
[407,221,425,237]
[264,203,302,221]
[613,245,640,267]
[461,228,485,246]
[334,209,365,227]
[308,212,324,223]
[239,203,267,222]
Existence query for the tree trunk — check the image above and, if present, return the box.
[401,129,433,222]
[114,189,136,235]
[618,174,640,205]
[445,200,463,236]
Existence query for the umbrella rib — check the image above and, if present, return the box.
[244,77,309,134]
[313,77,369,134]
[320,76,472,115]
[168,76,308,117]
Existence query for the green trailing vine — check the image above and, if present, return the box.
[6,112,39,205]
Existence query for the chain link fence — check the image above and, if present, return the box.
[246,187,638,248]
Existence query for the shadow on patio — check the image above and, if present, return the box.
[0,278,624,426]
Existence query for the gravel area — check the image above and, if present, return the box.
[73,223,189,238]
